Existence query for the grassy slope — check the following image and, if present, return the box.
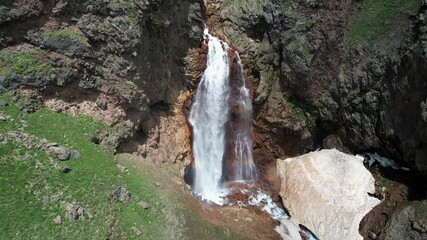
[0,93,237,240]
[345,0,420,50]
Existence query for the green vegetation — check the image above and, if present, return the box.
[222,0,251,9]
[0,93,239,239]
[286,40,312,61]
[285,97,306,121]
[293,18,317,32]
[345,0,420,49]
[260,69,277,87]
[43,29,90,46]
[109,0,140,25]
[0,94,121,239]
[281,0,294,14]
[0,49,53,76]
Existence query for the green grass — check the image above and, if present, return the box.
[260,69,277,87]
[0,49,53,76]
[0,93,241,239]
[0,94,123,239]
[345,0,420,49]
[116,156,242,240]
[118,163,167,239]
[43,29,90,46]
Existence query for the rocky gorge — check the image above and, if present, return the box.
[1,0,427,239]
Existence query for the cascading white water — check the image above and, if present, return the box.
[188,29,231,204]
[188,29,256,204]
[227,55,257,181]
[188,29,318,239]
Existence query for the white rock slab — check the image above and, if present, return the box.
[276,149,381,240]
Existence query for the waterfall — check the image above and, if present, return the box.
[188,29,256,204]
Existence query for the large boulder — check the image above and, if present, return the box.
[276,149,381,240]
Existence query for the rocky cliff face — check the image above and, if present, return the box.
[2,1,426,176]
[0,0,202,151]
[210,0,427,180]
[1,0,427,238]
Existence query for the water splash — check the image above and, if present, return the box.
[188,29,256,204]
[248,191,289,220]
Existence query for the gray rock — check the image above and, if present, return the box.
[138,201,149,209]
[47,146,71,161]
[65,203,84,220]
[53,215,62,225]
[41,196,49,207]
[131,226,142,236]
[0,100,8,106]
[383,201,427,240]
[110,185,130,203]
[322,134,349,153]
[69,150,81,159]
[96,99,108,110]
[61,167,72,173]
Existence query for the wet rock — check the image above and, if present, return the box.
[110,185,130,203]
[53,215,62,225]
[47,146,71,161]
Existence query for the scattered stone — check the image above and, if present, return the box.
[46,142,59,148]
[51,195,60,203]
[138,201,149,209]
[116,164,128,173]
[90,135,101,144]
[65,203,84,220]
[110,185,130,203]
[0,114,5,121]
[131,226,142,236]
[41,196,49,207]
[54,215,62,225]
[244,217,253,222]
[0,100,8,106]
[96,99,108,110]
[47,146,71,161]
[61,167,72,173]
[69,149,81,159]
[54,105,63,113]
[155,182,161,187]
[86,211,93,220]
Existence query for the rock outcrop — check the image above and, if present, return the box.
[277,149,381,240]
[383,201,427,240]
[0,0,203,153]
